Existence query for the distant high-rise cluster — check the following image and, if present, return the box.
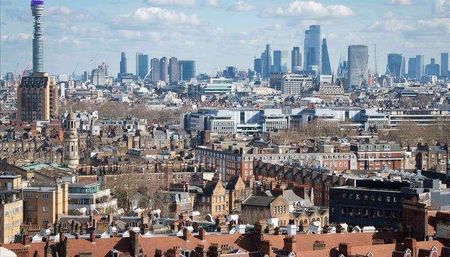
[131,53,195,83]
[253,25,332,80]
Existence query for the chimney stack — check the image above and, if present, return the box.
[198,228,206,241]
[89,231,96,243]
[404,238,417,257]
[338,243,352,257]
[283,236,297,253]
[182,228,191,241]
[22,234,29,245]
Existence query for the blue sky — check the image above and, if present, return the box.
[1,0,449,76]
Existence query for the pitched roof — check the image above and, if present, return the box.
[242,196,276,207]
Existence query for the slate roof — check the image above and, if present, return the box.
[242,195,276,207]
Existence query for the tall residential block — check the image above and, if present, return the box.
[160,57,169,83]
[0,175,23,244]
[17,72,58,122]
[150,58,160,83]
[169,57,180,84]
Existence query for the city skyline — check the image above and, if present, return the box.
[0,0,449,75]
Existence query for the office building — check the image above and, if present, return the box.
[262,44,272,79]
[160,57,169,83]
[136,52,149,79]
[254,58,262,75]
[304,25,321,75]
[22,183,68,227]
[281,74,313,95]
[291,46,301,73]
[168,57,180,84]
[387,53,404,78]
[17,72,58,122]
[150,58,160,83]
[415,54,424,80]
[91,64,107,86]
[119,52,127,74]
[408,57,416,78]
[68,182,117,215]
[273,50,288,73]
[425,58,440,77]
[347,45,369,90]
[321,38,332,75]
[441,52,448,78]
[0,175,23,244]
[179,60,196,81]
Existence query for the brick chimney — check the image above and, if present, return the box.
[338,243,352,257]
[33,251,40,257]
[130,230,141,257]
[258,240,272,257]
[404,238,417,257]
[283,236,297,253]
[198,228,206,241]
[22,234,29,245]
[155,249,163,257]
[441,247,450,257]
[182,228,191,241]
[89,231,96,243]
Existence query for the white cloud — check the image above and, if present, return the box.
[145,0,196,7]
[366,17,415,32]
[46,6,90,20]
[262,0,355,18]
[228,1,255,12]
[389,0,412,5]
[123,7,201,26]
[433,0,450,17]
[1,33,31,43]
[202,0,220,7]
[145,0,220,7]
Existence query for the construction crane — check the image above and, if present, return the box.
[72,61,79,78]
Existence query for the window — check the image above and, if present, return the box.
[42,193,49,199]
[42,206,48,212]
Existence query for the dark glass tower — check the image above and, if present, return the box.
[321,38,332,75]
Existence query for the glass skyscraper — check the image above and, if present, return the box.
[179,60,196,81]
[136,52,149,79]
[441,53,448,78]
[347,45,369,90]
[120,52,127,74]
[304,25,321,75]
[321,38,332,75]
[291,47,301,73]
[273,50,288,73]
[415,55,424,80]
[262,44,272,79]
[387,53,404,78]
